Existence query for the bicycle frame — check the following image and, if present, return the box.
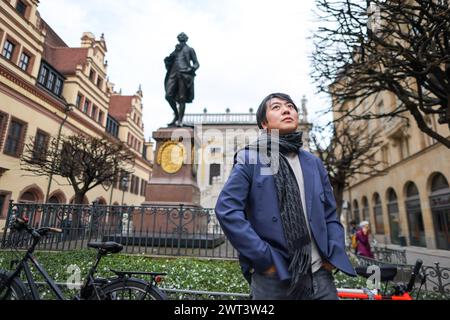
[337,288,413,300]
[9,251,66,300]
[2,226,104,300]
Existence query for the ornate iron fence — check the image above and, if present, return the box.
[1,201,239,259]
[372,246,407,265]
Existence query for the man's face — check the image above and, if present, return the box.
[262,97,299,135]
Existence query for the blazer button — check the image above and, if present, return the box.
[272,217,278,222]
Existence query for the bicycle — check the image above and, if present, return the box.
[0,215,167,300]
[337,259,426,300]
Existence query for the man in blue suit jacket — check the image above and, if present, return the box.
[215,93,356,300]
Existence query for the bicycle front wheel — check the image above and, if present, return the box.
[98,278,167,300]
[0,270,29,300]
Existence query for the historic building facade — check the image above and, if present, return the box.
[335,91,450,250]
[0,0,153,230]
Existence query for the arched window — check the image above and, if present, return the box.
[429,173,450,250]
[353,200,360,225]
[18,185,44,204]
[405,182,426,247]
[19,191,37,203]
[387,188,401,245]
[362,197,369,222]
[373,193,385,234]
[48,196,60,204]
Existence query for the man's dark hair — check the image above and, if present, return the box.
[256,93,298,129]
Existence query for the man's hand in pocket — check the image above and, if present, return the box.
[322,261,336,272]
[264,265,277,275]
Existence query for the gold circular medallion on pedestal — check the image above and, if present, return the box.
[157,141,186,174]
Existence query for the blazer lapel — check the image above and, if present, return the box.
[299,150,315,220]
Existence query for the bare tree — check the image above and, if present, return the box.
[21,134,135,204]
[311,121,386,220]
[311,0,450,148]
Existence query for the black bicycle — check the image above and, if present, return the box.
[0,215,167,300]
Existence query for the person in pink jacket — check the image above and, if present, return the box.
[355,221,374,259]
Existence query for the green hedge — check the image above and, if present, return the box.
[0,250,447,300]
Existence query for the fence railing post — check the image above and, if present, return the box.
[177,204,184,256]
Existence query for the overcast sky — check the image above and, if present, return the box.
[38,0,331,140]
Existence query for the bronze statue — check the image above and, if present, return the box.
[164,32,200,127]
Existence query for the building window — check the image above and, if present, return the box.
[136,178,140,195]
[32,130,49,162]
[209,164,221,185]
[405,182,426,247]
[54,78,63,96]
[2,40,15,60]
[46,72,55,90]
[130,175,136,194]
[96,77,103,89]
[76,93,83,109]
[38,66,48,85]
[429,173,450,250]
[373,193,385,234]
[16,0,27,16]
[89,69,96,82]
[387,189,401,245]
[83,99,90,114]
[4,118,27,157]
[98,111,104,125]
[140,179,147,196]
[91,105,98,119]
[18,52,30,71]
[361,197,369,221]
[106,115,119,138]
[353,200,360,225]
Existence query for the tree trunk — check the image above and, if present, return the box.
[332,182,346,224]
[70,192,86,240]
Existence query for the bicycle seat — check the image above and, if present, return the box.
[88,242,123,254]
[355,265,397,282]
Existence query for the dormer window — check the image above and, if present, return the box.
[37,62,65,97]
[38,66,48,84]
[54,78,63,96]
[46,72,55,90]
[16,0,27,17]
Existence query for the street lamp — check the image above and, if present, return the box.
[121,175,129,206]
[45,103,75,203]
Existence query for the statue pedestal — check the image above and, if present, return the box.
[133,126,205,239]
[144,126,200,207]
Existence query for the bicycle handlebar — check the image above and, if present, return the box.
[406,259,423,293]
[10,215,62,238]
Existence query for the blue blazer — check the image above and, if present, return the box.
[215,149,356,282]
